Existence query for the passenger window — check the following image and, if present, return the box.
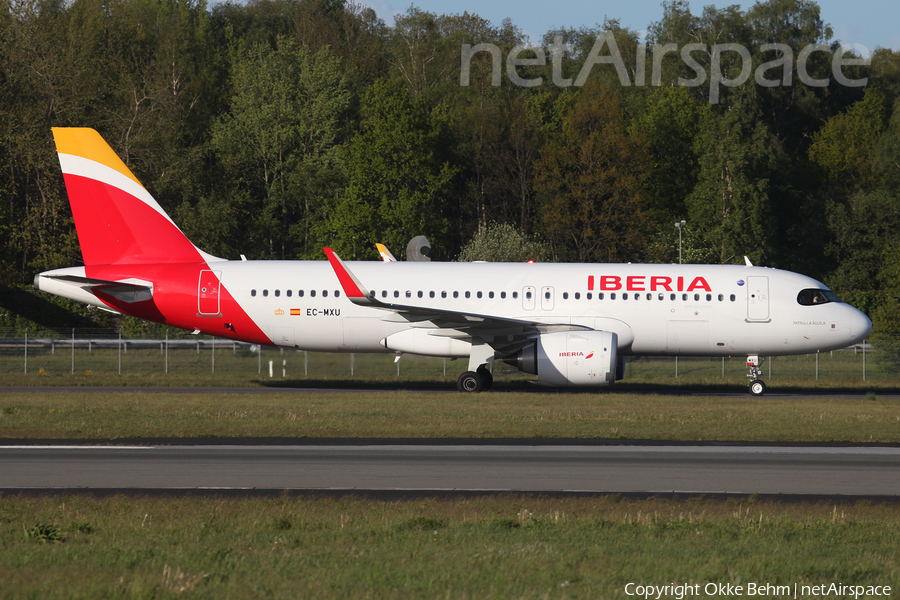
[441,291,447,298]
[299,290,304,297]
[706,294,711,301]
[394,290,399,298]
[263,289,269,297]
[275,290,281,297]
[526,291,532,300]
[610,293,616,300]
[323,290,328,298]
[512,291,518,299]
[563,292,569,300]
[730,294,736,301]
[382,290,387,298]
[586,293,592,300]
[429,291,435,298]
[599,293,605,300]
[453,291,459,298]
[670,294,675,301]
[646,293,652,300]
[489,291,494,299]
[287,290,292,297]
[544,291,550,300]
[500,292,506,299]
[417,291,423,298]
[477,291,482,299]
[623,293,628,300]
[310,290,315,297]
[465,291,471,298]
[682,293,687,301]
[406,290,411,298]
[718,294,723,301]
[575,292,580,299]
[335,291,340,298]
[369,290,376,298]
[658,293,664,301]
[251,289,257,297]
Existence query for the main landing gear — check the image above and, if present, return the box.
[746,355,766,396]
[456,364,493,393]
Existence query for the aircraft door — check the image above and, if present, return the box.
[747,276,770,321]
[198,270,222,315]
[522,286,536,310]
[541,286,555,310]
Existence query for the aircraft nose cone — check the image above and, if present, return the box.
[850,308,872,342]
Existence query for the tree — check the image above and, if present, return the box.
[211,38,349,259]
[457,222,550,262]
[534,83,651,262]
[809,88,888,190]
[639,86,706,221]
[319,79,456,259]
[686,90,776,265]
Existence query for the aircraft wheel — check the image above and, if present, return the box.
[476,365,493,391]
[457,371,484,393]
[749,379,767,396]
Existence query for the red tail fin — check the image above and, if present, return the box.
[52,128,219,266]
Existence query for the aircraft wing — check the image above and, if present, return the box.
[323,248,586,345]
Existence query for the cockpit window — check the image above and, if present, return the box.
[797,289,840,306]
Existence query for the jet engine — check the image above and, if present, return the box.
[501,330,619,387]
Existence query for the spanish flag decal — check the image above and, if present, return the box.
[290,308,301,316]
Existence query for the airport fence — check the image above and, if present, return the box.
[0,327,891,384]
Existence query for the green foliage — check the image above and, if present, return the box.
[23,523,65,543]
[809,89,888,188]
[0,0,899,325]
[826,189,900,293]
[319,79,455,259]
[457,222,551,262]
[211,37,349,259]
[687,91,776,265]
[535,82,651,262]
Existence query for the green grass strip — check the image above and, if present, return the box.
[1,391,898,442]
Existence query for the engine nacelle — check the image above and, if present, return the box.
[502,330,618,387]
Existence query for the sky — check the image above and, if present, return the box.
[359,0,900,53]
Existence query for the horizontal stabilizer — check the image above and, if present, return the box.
[40,274,153,304]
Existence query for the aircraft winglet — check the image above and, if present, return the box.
[324,248,374,305]
[376,243,397,262]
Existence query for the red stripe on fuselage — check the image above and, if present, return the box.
[86,263,271,345]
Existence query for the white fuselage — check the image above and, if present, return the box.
[202,260,869,357]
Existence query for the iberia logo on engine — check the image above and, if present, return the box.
[559,351,594,358]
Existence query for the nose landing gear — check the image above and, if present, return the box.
[747,355,766,396]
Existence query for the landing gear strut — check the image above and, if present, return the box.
[747,355,766,396]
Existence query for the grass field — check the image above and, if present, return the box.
[1,389,898,442]
[2,345,898,598]
[0,342,890,389]
[1,494,898,599]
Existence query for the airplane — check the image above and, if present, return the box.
[35,128,872,395]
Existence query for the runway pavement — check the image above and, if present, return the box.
[2,445,898,496]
